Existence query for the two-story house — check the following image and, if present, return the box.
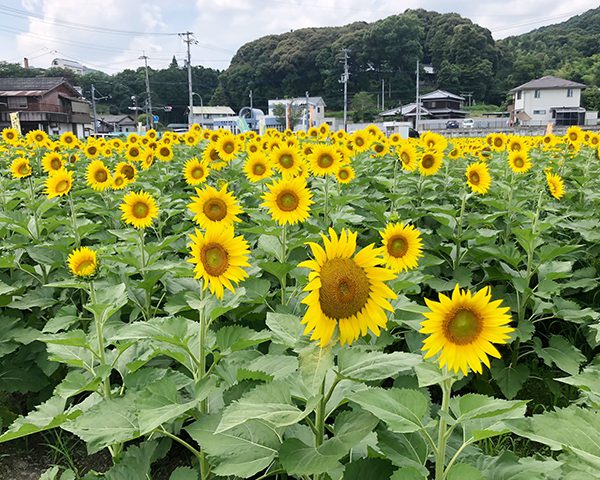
[188,106,236,129]
[419,90,466,119]
[509,76,587,126]
[0,77,90,137]
[268,96,326,129]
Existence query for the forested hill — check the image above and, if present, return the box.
[213,6,600,112]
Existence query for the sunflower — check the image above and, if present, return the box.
[188,184,243,228]
[336,165,355,184]
[465,162,491,195]
[28,129,49,147]
[299,229,397,346]
[84,143,100,159]
[396,144,417,171]
[448,146,462,160]
[350,130,371,153]
[39,152,62,174]
[371,141,390,158]
[261,177,313,225]
[111,173,128,190]
[141,151,154,171]
[566,126,582,144]
[379,223,423,273]
[188,225,250,299]
[271,145,302,177]
[2,127,19,144]
[125,144,143,162]
[184,132,200,146]
[420,285,514,375]
[244,153,273,182]
[202,144,227,170]
[115,162,137,182]
[541,134,556,149]
[418,150,443,176]
[421,132,447,152]
[216,134,240,162]
[507,137,524,152]
[183,157,210,186]
[508,150,532,174]
[57,132,77,147]
[45,169,73,199]
[120,190,159,229]
[309,144,341,176]
[155,143,174,162]
[67,247,98,278]
[489,133,507,152]
[86,160,112,191]
[10,157,32,179]
[127,133,140,144]
[545,171,565,200]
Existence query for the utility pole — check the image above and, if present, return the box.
[139,52,153,129]
[339,48,350,131]
[180,31,197,126]
[91,84,98,136]
[249,90,253,110]
[381,79,385,111]
[305,90,310,131]
[415,60,420,131]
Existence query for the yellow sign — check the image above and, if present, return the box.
[9,112,21,134]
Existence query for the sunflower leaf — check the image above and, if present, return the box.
[337,350,421,381]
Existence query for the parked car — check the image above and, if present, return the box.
[445,120,459,129]
[462,118,475,128]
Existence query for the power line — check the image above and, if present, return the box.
[490,9,591,34]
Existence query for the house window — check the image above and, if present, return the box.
[516,91,522,100]
[317,107,321,113]
[7,96,27,109]
[430,101,436,108]
[534,90,541,98]
[533,110,546,115]
[567,88,573,97]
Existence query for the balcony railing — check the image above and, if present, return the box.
[0,102,70,113]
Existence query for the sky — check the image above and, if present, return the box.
[0,0,596,74]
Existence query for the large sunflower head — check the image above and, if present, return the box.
[188,225,250,299]
[216,133,240,162]
[10,157,32,179]
[336,165,355,184]
[188,184,243,228]
[261,176,313,225]
[309,144,341,176]
[111,173,128,190]
[183,157,210,186]
[115,162,137,182]
[396,144,417,171]
[566,126,583,144]
[67,247,98,278]
[126,144,143,162]
[59,131,77,147]
[418,150,443,176]
[421,132,448,153]
[45,168,74,199]
[86,160,112,191]
[155,143,174,162]
[508,150,532,174]
[271,145,302,177]
[2,127,19,145]
[27,129,49,147]
[379,223,423,273]
[545,171,565,200]
[84,143,100,159]
[120,190,159,229]
[244,153,273,182]
[202,144,227,170]
[465,161,491,195]
[420,285,514,375]
[299,228,397,346]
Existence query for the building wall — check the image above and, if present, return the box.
[514,88,582,124]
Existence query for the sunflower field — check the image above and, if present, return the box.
[0,124,600,480]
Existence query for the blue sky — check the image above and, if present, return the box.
[0,0,596,73]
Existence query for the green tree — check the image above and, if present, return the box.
[351,91,377,122]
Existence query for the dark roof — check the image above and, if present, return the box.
[99,114,135,124]
[420,89,465,101]
[0,77,80,96]
[510,76,586,92]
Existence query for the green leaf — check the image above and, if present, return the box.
[390,467,427,480]
[506,405,600,469]
[214,325,270,354]
[557,362,600,407]
[216,381,314,433]
[0,396,81,443]
[446,463,484,480]
[377,429,429,474]
[532,335,585,375]
[415,361,455,388]
[343,458,395,479]
[349,388,429,433]
[468,451,562,480]
[298,342,334,394]
[266,312,305,348]
[240,354,298,380]
[136,376,197,435]
[64,396,140,453]
[55,371,101,399]
[103,440,161,480]
[490,362,529,399]
[449,394,528,423]
[337,349,421,381]
[186,414,280,478]
[169,467,198,480]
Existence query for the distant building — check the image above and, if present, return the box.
[0,77,90,137]
[268,96,326,129]
[189,106,236,128]
[50,58,99,75]
[98,114,137,134]
[509,75,590,126]
[380,89,466,127]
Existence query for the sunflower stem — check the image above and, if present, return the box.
[503,170,515,242]
[139,230,151,320]
[27,176,40,241]
[391,158,398,214]
[324,175,330,226]
[280,223,288,305]
[313,378,327,480]
[197,285,211,480]
[435,376,454,480]
[453,189,468,272]
[68,192,80,247]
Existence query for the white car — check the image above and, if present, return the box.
[462,118,475,128]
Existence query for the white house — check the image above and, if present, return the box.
[509,76,588,126]
[189,106,236,128]
[267,96,326,129]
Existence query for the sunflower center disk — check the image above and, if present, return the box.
[160,148,170,157]
[223,142,235,154]
[318,154,333,168]
[192,167,204,179]
[319,258,370,320]
[51,159,61,169]
[132,201,149,219]
[253,163,266,175]
[77,259,94,273]
[422,155,434,169]
[276,191,299,212]
[131,148,139,157]
[123,166,134,179]
[514,157,524,168]
[18,164,29,174]
[56,180,70,193]
[201,244,229,276]
[356,137,364,146]
[444,309,482,345]
[339,170,349,180]
[469,172,480,185]
[388,236,408,258]
[95,170,108,182]
[203,198,227,221]
[494,138,503,147]
[89,147,97,155]
[400,152,410,164]
[279,154,293,168]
